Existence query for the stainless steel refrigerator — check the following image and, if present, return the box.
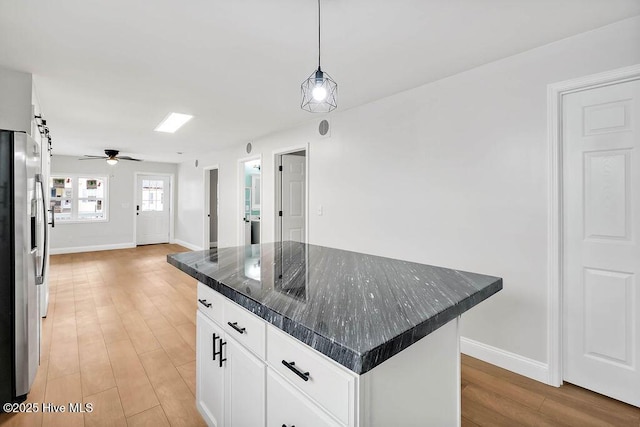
[0,129,48,403]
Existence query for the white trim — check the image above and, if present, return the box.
[172,238,203,251]
[461,337,549,384]
[50,242,135,255]
[547,64,640,387]
[272,143,310,244]
[133,172,175,245]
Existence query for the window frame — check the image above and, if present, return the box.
[49,174,109,223]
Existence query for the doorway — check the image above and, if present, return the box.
[275,148,307,243]
[204,167,219,249]
[559,76,639,406]
[135,174,172,245]
[239,157,261,245]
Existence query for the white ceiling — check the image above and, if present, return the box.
[1,0,639,163]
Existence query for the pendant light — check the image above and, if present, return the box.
[301,0,337,113]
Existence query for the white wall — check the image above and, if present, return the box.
[175,17,640,372]
[50,155,177,253]
[0,66,32,133]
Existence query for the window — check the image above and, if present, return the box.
[141,179,164,211]
[50,175,108,222]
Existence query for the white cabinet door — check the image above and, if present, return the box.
[197,311,225,427]
[224,336,265,427]
[267,369,341,427]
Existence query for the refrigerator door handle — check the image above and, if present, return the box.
[35,174,47,285]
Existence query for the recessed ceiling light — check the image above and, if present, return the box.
[154,112,193,133]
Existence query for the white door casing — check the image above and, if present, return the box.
[136,174,170,245]
[281,153,306,243]
[562,79,640,406]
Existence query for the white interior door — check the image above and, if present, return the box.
[281,153,306,242]
[136,174,170,245]
[563,79,640,407]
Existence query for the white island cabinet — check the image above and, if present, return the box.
[196,282,461,427]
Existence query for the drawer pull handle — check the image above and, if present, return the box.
[282,360,309,382]
[227,321,246,334]
[198,299,212,308]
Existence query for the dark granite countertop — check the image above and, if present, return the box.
[167,242,502,374]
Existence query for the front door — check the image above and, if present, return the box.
[563,79,640,406]
[136,174,170,245]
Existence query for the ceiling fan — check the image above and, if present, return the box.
[79,149,143,165]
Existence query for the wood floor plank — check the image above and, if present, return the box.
[540,396,634,427]
[152,326,195,367]
[96,306,128,344]
[176,361,196,396]
[175,322,196,352]
[462,355,640,422]
[47,323,79,380]
[78,338,116,397]
[120,310,161,355]
[139,349,206,427]
[42,373,84,427]
[82,387,126,427]
[105,339,159,417]
[462,364,546,410]
[149,294,193,327]
[463,384,559,427]
[126,406,170,427]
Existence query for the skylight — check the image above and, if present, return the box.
[154,112,193,133]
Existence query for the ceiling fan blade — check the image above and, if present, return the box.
[78,157,105,160]
[118,156,143,161]
[82,155,106,158]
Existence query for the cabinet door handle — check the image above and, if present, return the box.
[198,299,212,308]
[212,333,218,361]
[227,321,246,334]
[218,341,227,368]
[282,360,309,382]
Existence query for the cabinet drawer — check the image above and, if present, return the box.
[267,368,342,427]
[223,299,266,359]
[267,326,355,426]
[197,282,224,324]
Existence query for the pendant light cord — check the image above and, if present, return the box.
[318,0,321,69]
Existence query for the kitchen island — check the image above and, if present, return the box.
[168,241,502,427]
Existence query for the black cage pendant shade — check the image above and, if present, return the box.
[301,0,337,113]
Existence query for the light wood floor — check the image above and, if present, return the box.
[0,244,638,427]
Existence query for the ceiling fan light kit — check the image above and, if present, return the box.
[79,149,143,165]
[301,0,337,113]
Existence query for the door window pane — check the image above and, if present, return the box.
[142,179,164,212]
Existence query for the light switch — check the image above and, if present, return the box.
[317,205,323,216]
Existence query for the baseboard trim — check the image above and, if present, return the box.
[461,337,550,385]
[50,242,136,255]
[172,239,203,251]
